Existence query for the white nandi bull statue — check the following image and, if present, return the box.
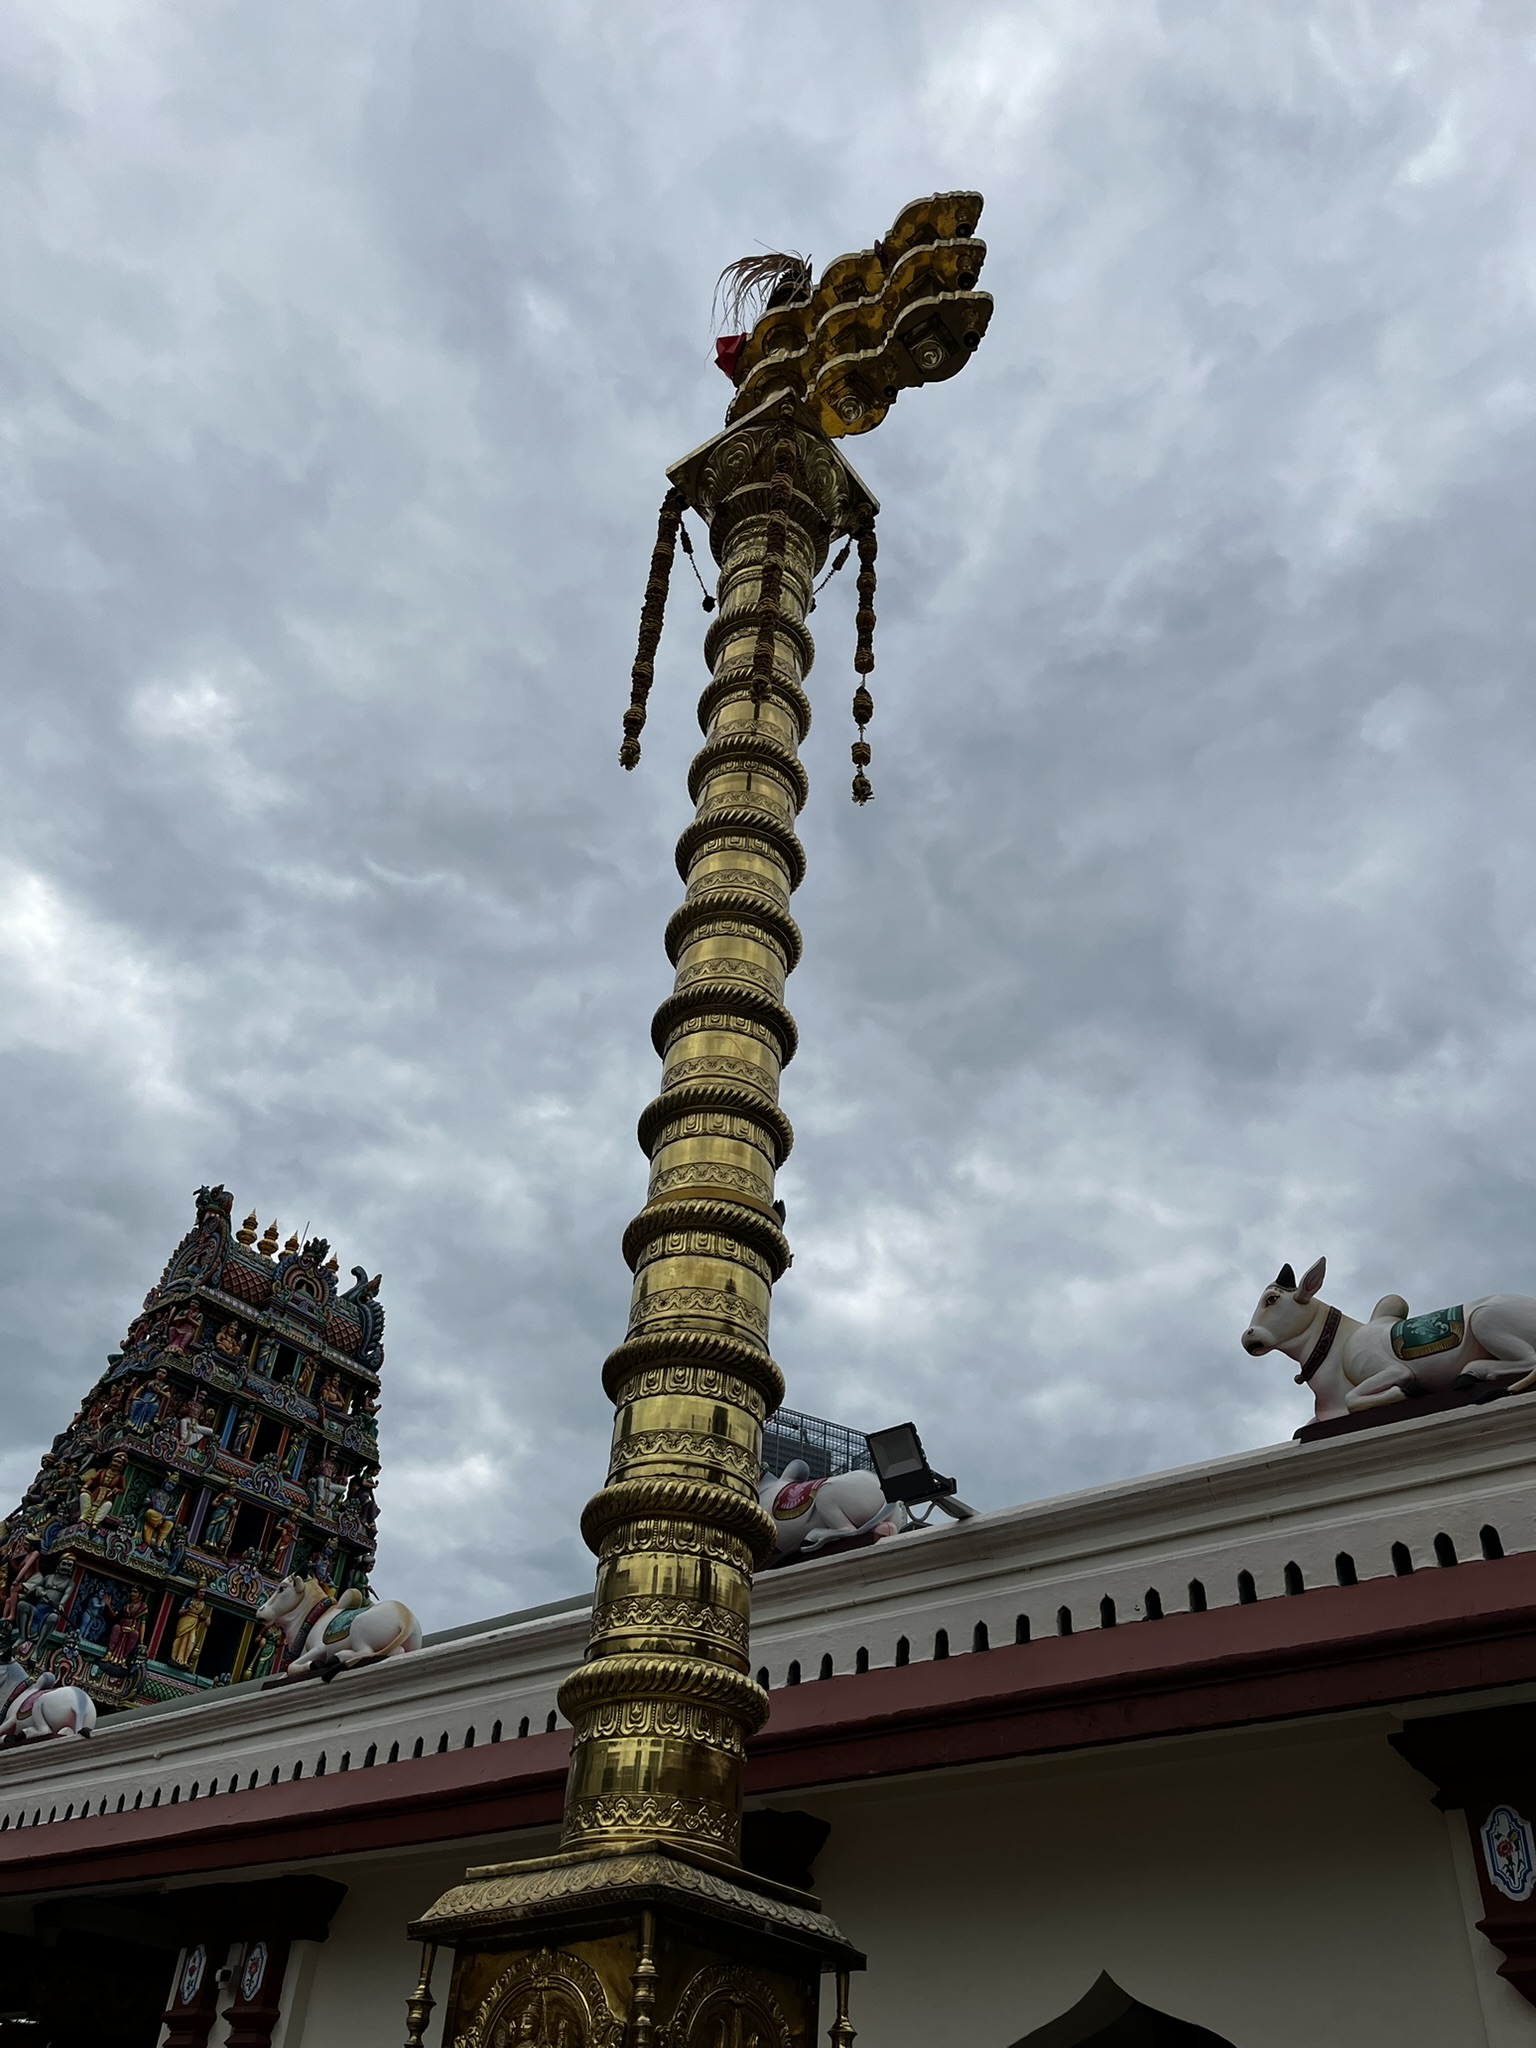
[257,1574,422,1681]
[759,1462,903,1562]
[0,1661,97,1745]
[1243,1256,1536,1423]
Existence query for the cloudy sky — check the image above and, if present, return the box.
[2,1,1534,1629]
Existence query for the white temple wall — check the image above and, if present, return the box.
[801,1714,1524,2048]
[295,1831,557,2048]
[241,1704,1536,2048]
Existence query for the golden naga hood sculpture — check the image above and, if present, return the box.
[713,190,993,439]
[620,192,993,803]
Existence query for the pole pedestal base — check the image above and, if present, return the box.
[409,1842,863,2048]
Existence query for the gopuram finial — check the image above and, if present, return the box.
[412,190,991,2048]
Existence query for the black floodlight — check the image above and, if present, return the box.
[866,1422,956,1504]
[866,1422,977,1521]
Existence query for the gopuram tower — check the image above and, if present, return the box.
[0,1185,385,1713]
[410,192,991,2048]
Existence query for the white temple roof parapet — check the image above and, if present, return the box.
[3,1399,1533,1833]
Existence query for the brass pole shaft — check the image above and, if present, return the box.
[558,407,856,1862]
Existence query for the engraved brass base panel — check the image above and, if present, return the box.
[411,1842,863,2048]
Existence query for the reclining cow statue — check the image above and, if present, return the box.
[758,1461,903,1561]
[257,1574,422,1681]
[1242,1256,1536,1422]
[0,1661,96,1744]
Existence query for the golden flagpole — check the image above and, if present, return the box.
[409,189,991,2048]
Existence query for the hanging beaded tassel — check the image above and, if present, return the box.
[809,537,852,612]
[850,517,878,804]
[620,485,686,769]
[678,520,716,611]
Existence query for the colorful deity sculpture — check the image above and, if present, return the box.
[77,1451,127,1528]
[13,1560,73,1647]
[168,1589,210,1670]
[126,1369,171,1432]
[72,1578,117,1646]
[138,1477,181,1551]
[310,1456,345,1513]
[176,1394,216,1453]
[103,1587,149,1669]
[246,1622,284,1680]
[200,1489,236,1553]
[0,1186,388,1712]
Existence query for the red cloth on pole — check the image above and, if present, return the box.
[715,333,746,381]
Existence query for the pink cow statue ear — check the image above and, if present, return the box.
[1297,1256,1327,1303]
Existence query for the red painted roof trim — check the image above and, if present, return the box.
[0,1731,571,1896]
[750,1549,1536,1789]
[3,1554,1535,1897]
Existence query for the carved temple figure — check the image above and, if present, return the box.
[1,1548,39,1624]
[121,1310,154,1353]
[228,1406,261,1460]
[310,1457,345,1513]
[246,1623,283,1680]
[315,1369,346,1412]
[25,1453,72,1522]
[72,1578,117,1645]
[15,1561,72,1644]
[257,1571,420,1680]
[139,1477,181,1550]
[1243,1256,1536,1422]
[83,1380,122,1431]
[103,1588,149,1667]
[215,1318,245,1358]
[199,1489,236,1552]
[344,1469,378,1532]
[164,1305,202,1355]
[176,1395,216,1453]
[20,1456,54,1504]
[169,1590,211,1670]
[757,1462,902,1561]
[126,1369,171,1432]
[78,1450,127,1527]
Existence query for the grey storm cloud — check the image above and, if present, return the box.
[2,1,1534,1625]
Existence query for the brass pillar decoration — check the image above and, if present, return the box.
[410,190,990,2048]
